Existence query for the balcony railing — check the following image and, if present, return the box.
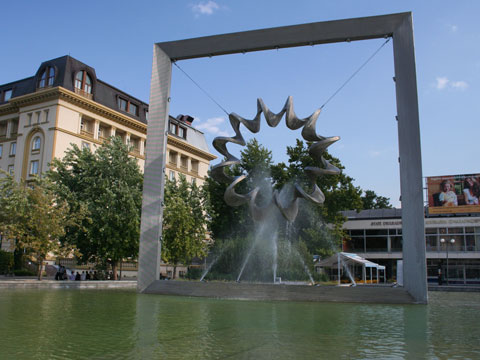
[74,87,93,100]
[81,129,94,138]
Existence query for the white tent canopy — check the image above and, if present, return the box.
[316,252,386,285]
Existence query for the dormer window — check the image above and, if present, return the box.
[74,71,92,98]
[3,89,12,101]
[117,97,139,116]
[168,121,187,139]
[128,103,138,116]
[38,67,55,88]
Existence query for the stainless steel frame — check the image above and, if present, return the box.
[138,12,427,304]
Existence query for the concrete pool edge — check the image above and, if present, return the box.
[0,279,137,290]
[143,280,417,304]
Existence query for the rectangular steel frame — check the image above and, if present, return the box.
[138,12,427,303]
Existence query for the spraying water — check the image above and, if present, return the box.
[200,253,221,281]
[237,235,259,282]
[272,231,278,283]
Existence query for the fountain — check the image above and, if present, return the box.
[143,98,414,303]
[202,96,339,284]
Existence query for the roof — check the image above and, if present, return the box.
[0,55,148,124]
[316,252,385,270]
[168,115,211,154]
[342,208,402,220]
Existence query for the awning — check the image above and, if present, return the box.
[316,252,386,285]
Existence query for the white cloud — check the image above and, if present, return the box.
[451,80,469,90]
[436,77,449,90]
[196,117,230,136]
[449,24,458,32]
[435,76,469,91]
[191,1,219,16]
[368,150,382,158]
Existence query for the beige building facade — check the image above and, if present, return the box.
[0,56,216,253]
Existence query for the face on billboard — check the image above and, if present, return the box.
[427,174,480,214]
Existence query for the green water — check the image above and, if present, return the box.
[0,290,479,359]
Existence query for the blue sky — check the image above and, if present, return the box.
[1,1,479,207]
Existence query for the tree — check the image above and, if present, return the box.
[361,190,392,209]
[271,139,364,255]
[205,138,275,241]
[162,175,211,278]
[47,137,143,279]
[0,174,80,280]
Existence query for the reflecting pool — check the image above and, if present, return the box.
[1,289,479,359]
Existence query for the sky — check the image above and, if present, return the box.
[1,0,479,208]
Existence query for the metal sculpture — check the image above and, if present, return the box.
[211,96,341,222]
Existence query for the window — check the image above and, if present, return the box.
[82,142,90,150]
[9,142,16,156]
[118,98,127,111]
[178,127,186,139]
[80,117,94,136]
[98,125,109,139]
[191,159,199,174]
[3,89,12,101]
[128,103,138,116]
[117,97,139,116]
[27,113,32,126]
[0,122,6,137]
[0,144,3,158]
[169,151,177,166]
[32,136,41,151]
[30,160,39,175]
[43,109,49,123]
[180,156,188,170]
[130,137,140,153]
[38,67,55,88]
[191,177,196,185]
[7,165,14,175]
[169,170,175,181]
[169,123,177,134]
[10,120,18,135]
[74,71,92,94]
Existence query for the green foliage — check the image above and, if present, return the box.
[205,139,274,241]
[0,250,14,274]
[47,137,143,269]
[205,138,393,281]
[0,174,80,280]
[13,269,36,276]
[162,175,211,277]
[271,139,365,254]
[361,190,392,209]
[186,267,203,280]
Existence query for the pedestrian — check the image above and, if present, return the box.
[81,271,86,281]
[69,270,76,281]
[60,265,67,280]
[86,271,91,280]
[75,272,81,281]
[55,266,61,281]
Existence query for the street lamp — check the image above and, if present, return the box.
[440,238,455,285]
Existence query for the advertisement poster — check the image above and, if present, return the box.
[427,174,480,214]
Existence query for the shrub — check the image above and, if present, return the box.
[13,269,36,276]
[186,267,203,280]
[0,250,14,274]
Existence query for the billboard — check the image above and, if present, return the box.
[427,174,480,214]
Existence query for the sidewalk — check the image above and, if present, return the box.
[428,284,480,292]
